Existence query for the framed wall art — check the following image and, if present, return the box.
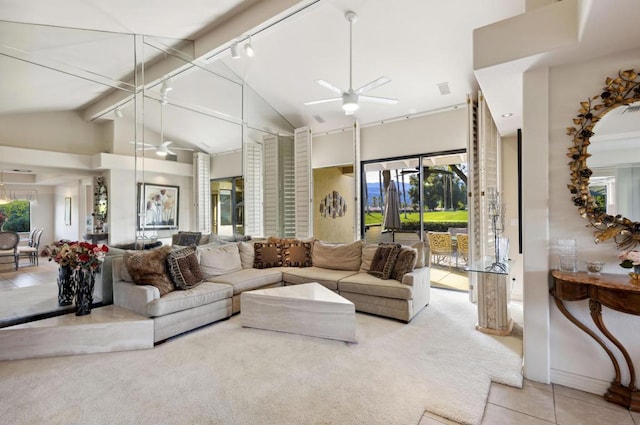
[64,197,72,225]
[137,183,179,229]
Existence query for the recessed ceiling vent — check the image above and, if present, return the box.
[313,114,325,124]
[437,82,451,95]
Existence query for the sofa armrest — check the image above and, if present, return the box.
[113,280,159,317]
[401,267,429,286]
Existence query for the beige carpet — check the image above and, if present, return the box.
[0,288,522,425]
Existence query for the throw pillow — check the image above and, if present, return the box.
[359,244,379,272]
[166,245,203,290]
[253,242,282,268]
[368,243,401,280]
[391,247,418,282]
[124,245,175,296]
[312,240,363,271]
[198,243,242,278]
[238,241,255,269]
[282,241,312,267]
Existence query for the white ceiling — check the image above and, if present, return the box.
[1,0,639,170]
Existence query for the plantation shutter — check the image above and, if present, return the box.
[244,139,263,237]
[294,127,312,239]
[263,134,279,237]
[193,152,211,235]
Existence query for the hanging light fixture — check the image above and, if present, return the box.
[230,42,240,59]
[0,171,11,205]
[244,37,255,57]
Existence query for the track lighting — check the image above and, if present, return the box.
[114,108,123,119]
[230,42,240,59]
[244,37,255,57]
[160,78,173,95]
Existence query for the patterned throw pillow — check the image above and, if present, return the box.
[368,243,401,280]
[253,242,282,268]
[124,245,175,296]
[167,245,203,290]
[282,241,313,267]
[391,247,418,282]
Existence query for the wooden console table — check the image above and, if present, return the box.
[550,270,640,411]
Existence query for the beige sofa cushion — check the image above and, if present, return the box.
[238,241,254,269]
[147,281,233,317]
[360,244,378,272]
[198,243,242,278]
[412,241,426,268]
[338,272,413,300]
[312,240,363,271]
[282,266,358,291]
[207,268,283,295]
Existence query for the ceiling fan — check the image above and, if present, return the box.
[132,101,194,156]
[304,11,398,115]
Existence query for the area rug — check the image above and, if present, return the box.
[0,288,522,425]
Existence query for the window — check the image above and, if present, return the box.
[0,200,31,232]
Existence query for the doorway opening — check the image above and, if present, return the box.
[211,177,244,237]
[361,150,469,292]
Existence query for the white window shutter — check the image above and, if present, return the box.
[193,152,211,234]
[244,140,263,237]
[294,127,312,239]
[263,134,279,237]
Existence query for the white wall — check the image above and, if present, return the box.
[528,48,640,393]
[0,111,109,155]
[211,151,242,179]
[361,108,468,161]
[501,135,523,300]
[312,130,353,168]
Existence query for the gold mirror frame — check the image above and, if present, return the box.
[567,69,640,251]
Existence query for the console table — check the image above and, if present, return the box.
[84,232,108,244]
[550,270,640,411]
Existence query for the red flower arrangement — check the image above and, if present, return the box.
[45,240,109,272]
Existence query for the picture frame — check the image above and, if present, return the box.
[64,197,71,226]
[137,183,179,229]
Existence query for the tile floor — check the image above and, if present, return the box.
[3,262,638,425]
[419,379,640,424]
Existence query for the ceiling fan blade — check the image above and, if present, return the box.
[166,149,177,156]
[130,140,156,148]
[316,80,344,95]
[355,76,391,94]
[359,95,398,105]
[138,146,157,151]
[304,97,342,106]
[171,147,195,151]
[162,141,173,147]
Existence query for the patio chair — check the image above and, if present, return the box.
[17,227,43,266]
[426,231,453,270]
[0,231,20,270]
[456,233,469,267]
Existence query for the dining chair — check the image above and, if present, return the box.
[456,233,469,267]
[0,231,20,270]
[18,227,43,266]
[426,231,453,270]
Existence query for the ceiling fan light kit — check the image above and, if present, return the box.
[304,11,398,115]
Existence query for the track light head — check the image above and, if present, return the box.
[230,42,240,59]
[114,108,123,119]
[244,37,255,57]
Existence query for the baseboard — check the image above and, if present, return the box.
[551,368,610,396]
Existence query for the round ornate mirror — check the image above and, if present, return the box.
[567,69,640,251]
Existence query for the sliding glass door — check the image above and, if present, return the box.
[211,177,244,236]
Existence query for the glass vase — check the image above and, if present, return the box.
[74,268,96,316]
[57,264,75,306]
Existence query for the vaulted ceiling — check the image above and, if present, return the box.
[1,0,639,164]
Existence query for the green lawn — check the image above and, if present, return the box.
[364,210,468,225]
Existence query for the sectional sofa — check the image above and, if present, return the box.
[112,239,430,343]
